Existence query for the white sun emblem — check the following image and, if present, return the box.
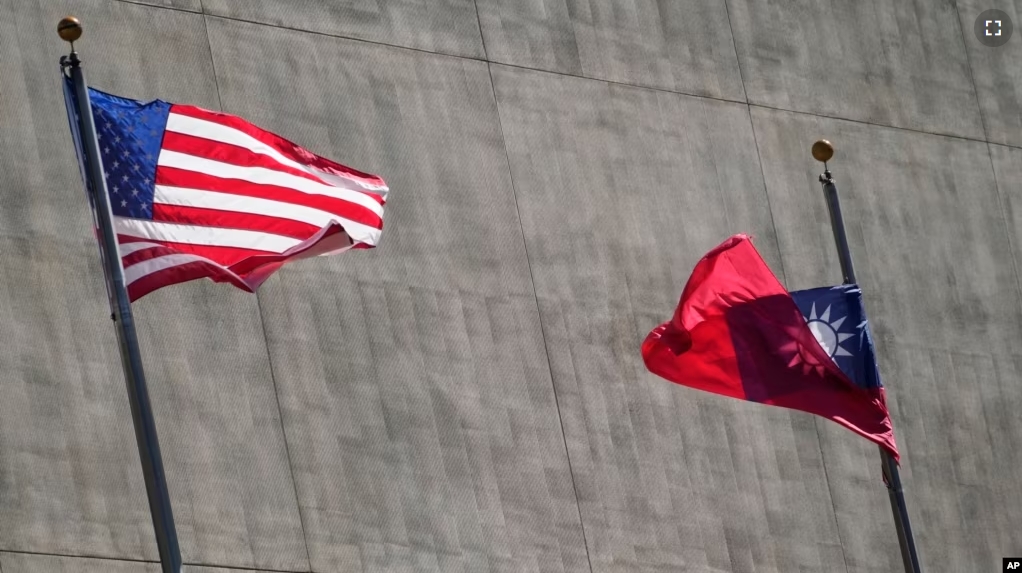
[783,303,855,376]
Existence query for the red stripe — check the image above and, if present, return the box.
[162,131,331,187]
[119,222,356,302]
[155,166,384,230]
[118,235,155,245]
[111,104,386,303]
[169,104,388,190]
[126,260,253,302]
[151,204,322,241]
[121,243,179,269]
[116,234,275,267]
[227,224,351,276]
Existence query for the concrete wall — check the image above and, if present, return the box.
[0,0,1019,571]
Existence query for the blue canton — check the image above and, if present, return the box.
[789,284,883,391]
[88,88,170,220]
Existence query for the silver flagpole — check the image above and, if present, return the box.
[58,16,182,573]
[811,140,922,573]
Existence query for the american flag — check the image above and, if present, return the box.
[64,80,387,302]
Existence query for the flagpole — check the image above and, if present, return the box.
[58,17,182,573]
[811,140,922,573]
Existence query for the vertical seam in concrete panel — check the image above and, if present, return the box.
[951,1,1022,310]
[985,141,1022,319]
[744,111,788,288]
[746,107,852,572]
[484,61,595,573]
[808,417,851,572]
[951,1,991,143]
[252,305,314,572]
[199,12,313,572]
[470,0,490,62]
[952,0,1022,329]
[721,0,749,103]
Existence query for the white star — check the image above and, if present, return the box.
[112,160,120,169]
[122,174,129,182]
[103,146,110,154]
[132,163,140,171]
[131,188,139,196]
[804,303,855,360]
[120,200,127,208]
[781,302,856,377]
[112,185,120,194]
[114,136,121,143]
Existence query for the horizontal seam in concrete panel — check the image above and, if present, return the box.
[114,0,200,13]
[0,549,313,573]
[199,13,486,63]
[201,9,750,107]
[189,560,321,572]
[491,58,1022,149]
[475,60,750,107]
[108,0,1022,153]
[748,102,1002,147]
[488,61,1016,151]
[0,550,155,567]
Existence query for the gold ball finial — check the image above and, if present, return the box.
[811,139,834,163]
[58,16,82,43]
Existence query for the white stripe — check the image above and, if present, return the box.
[123,253,242,286]
[157,150,385,218]
[120,227,356,286]
[114,217,301,253]
[153,186,381,245]
[165,113,389,194]
[118,241,165,257]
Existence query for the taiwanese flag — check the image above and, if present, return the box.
[642,234,898,460]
